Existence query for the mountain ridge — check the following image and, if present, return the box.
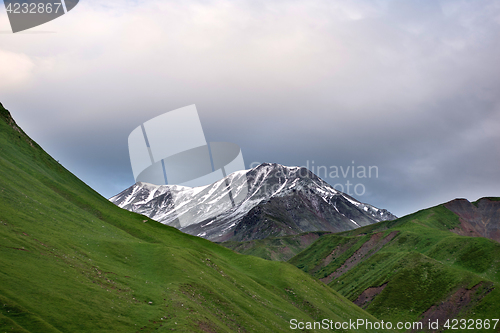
[111,163,396,242]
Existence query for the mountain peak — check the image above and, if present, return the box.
[111,162,397,241]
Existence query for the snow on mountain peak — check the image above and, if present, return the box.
[110,163,396,241]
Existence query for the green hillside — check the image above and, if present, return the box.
[289,203,500,332]
[221,231,331,261]
[0,102,391,332]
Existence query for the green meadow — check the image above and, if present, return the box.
[288,202,500,331]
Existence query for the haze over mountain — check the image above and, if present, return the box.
[110,163,396,242]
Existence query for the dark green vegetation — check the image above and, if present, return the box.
[288,202,500,331]
[0,102,392,332]
[221,231,331,261]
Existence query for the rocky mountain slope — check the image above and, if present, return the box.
[445,197,500,242]
[111,163,396,242]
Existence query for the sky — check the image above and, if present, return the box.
[0,0,499,217]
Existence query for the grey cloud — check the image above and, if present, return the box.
[0,0,499,217]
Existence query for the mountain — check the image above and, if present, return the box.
[287,200,500,330]
[0,102,389,332]
[111,163,396,242]
[445,198,500,242]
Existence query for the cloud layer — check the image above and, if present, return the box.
[0,0,499,216]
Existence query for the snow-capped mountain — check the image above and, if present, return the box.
[110,163,397,242]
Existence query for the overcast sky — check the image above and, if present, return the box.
[1,0,499,217]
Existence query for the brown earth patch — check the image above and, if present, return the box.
[412,282,495,333]
[450,219,484,238]
[312,238,358,276]
[353,283,388,309]
[445,198,500,243]
[197,321,219,333]
[321,231,399,284]
[322,248,338,267]
[271,245,294,261]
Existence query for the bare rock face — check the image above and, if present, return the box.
[444,198,500,242]
[111,163,397,242]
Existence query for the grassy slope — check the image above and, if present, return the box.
[0,103,391,333]
[221,231,331,261]
[289,204,500,331]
